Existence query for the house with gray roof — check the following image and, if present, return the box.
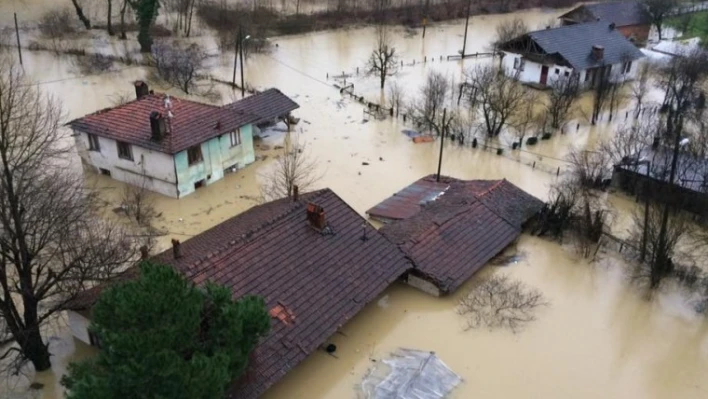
[559,1,651,43]
[498,21,645,88]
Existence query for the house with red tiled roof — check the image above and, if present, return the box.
[68,82,299,198]
[64,188,412,398]
[367,175,544,296]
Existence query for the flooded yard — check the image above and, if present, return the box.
[1,2,707,398]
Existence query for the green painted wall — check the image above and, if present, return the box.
[175,124,255,197]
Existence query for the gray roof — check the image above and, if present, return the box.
[525,21,645,70]
[223,88,299,125]
[580,1,651,26]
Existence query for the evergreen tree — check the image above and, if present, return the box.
[130,0,160,52]
[62,262,270,399]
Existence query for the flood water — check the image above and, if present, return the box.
[1,2,707,398]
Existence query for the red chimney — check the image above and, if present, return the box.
[135,81,149,99]
[171,239,182,259]
[306,203,326,230]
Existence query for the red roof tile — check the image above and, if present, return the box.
[377,175,544,294]
[68,88,299,154]
[67,189,411,399]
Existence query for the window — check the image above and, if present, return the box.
[88,331,102,348]
[513,58,525,71]
[555,68,560,75]
[622,61,633,74]
[187,145,203,165]
[117,141,133,161]
[230,129,242,147]
[88,134,100,151]
[564,71,570,77]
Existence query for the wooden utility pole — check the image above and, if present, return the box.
[422,0,430,39]
[461,0,472,57]
[14,13,23,66]
[239,28,245,97]
[232,29,240,88]
[436,108,447,182]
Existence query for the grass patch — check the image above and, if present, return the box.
[667,10,708,44]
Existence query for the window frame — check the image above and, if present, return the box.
[187,145,203,166]
[230,129,242,147]
[88,133,100,152]
[117,141,133,161]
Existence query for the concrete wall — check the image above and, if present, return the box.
[67,310,91,346]
[502,52,543,84]
[406,274,441,297]
[175,125,255,197]
[74,131,179,198]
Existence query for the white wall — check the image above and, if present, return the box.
[74,132,179,198]
[501,52,544,84]
[67,310,91,346]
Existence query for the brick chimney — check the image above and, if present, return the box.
[135,81,149,100]
[306,203,326,230]
[592,45,604,61]
[171,239,182,259]
[293,185,299,202]
[150,111,167,141]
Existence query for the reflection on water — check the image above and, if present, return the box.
[0,4,707,399]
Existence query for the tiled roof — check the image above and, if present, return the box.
[377,175,544,294]
[68,88,299,154]
[561,1,651,27]
[523,21,645,70]
[224,88,300,125]
[67,189,411,399]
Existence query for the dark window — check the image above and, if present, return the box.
[187,146,203,165]
[623,61,633,74]
[117,141,133,161]
[99,168,111,176]
[230,129,242,147]
[555,68,560,74]
[564,71,570,77]
[88,134,100,151]
[88,331,102,348]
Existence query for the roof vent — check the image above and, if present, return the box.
[134,81,149,100]
[150,111,167,141]
[592,45,605,61]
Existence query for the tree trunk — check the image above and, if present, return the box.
[20,295,51,372]
[107,0,115,36]
[656,23,663,41]
[186,0,196,38]
[70,0,92,29]
[119,0,128,40]
[380,72,385,89]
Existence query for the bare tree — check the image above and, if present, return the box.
[566,148,612,189]
[0,57,143,372]
[407,70,455,137]
[510,90,540,147]
[631,62,652,118]
[121,176,157,227]
[260,135,321,201]
[546,74,580,130]
[466,65,529,137]
[458,274,547,333]
[600,115,657,183]
[69,0,92,29]
[641,0,679,41]
[119,0,130,40]
[107,0,115,35]
[152,42,210,94]
[492,17,528,49]
[366,26,399,89]
[387,80,405,117]
[589,67,615,125]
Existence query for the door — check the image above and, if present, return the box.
[540,65,549,85]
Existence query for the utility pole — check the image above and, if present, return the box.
[14,13,22,66]
[239,28,245,97]
[461,0,472,57]
[422,0,430,39]
[232,28,240,88]
[436,108,447,182]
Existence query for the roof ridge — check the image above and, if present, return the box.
[183,189,332,275]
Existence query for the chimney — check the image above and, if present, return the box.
[135,81,149,100]
[171,239,182,259]
[592,45,604,61]
[306,203,326,231]
[140,245,149,260]
[293,185,299,202]
[150,111,167,141]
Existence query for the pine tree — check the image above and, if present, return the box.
[62,262,270,399]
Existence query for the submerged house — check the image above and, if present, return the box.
[367,175,543,296]
[65,188,412,398]
[69,82,299,198]
[498,21,645,88]
[559,0,652,44]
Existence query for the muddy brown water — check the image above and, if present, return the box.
[0,3,707,398]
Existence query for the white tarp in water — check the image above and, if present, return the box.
[360,348,462,399]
